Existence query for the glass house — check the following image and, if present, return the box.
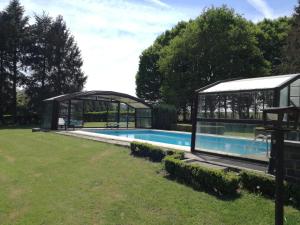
[191,74,300,159]
[41,91,152,130]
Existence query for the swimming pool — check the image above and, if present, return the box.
[82,129,269,156]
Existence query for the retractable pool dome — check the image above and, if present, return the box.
[191,73,300,153]
[41,90,152,130]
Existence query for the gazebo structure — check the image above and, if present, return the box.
[191,74,300,154]
[41,91,152,130]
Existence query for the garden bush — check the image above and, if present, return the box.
[174,124,192,132]
[240,170,300,206]
[152,104,177,130]
[130,142,184,162]
[240,170,277,198]
[164,155,240,196]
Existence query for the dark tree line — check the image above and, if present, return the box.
[0,0,87,124]
[136,5,296,121]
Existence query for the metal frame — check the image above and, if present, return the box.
[42,91,152,130]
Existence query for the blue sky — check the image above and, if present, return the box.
[0,0,298,95]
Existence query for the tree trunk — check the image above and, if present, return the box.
[12,48,17,123]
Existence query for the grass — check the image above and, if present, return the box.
[0,128,299,225]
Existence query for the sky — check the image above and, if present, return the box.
[0,0,298,96]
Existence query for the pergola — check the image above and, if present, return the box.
[191,73,300,152]
[41,91,152,130]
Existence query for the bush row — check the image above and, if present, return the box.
[83,111,135,122]
[240,170,300,207]
[129,142,300,205]
[164,155,239,196]
[130,142,184,162]
[174,124,192,132]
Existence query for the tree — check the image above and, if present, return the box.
[0,11,11,123]
[256,17,292,74]
[279,1,300,73]
[5,0,29,122]
[25,14,87,114]
[48,15,86,95]
[135,21,187,103]
[158,6,270,118]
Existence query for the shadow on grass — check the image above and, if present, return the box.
[163,173,241,202]
[0,124,37,130]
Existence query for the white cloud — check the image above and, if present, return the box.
[247,0,274,18]
[145,0,171,8]
[0,0,195,96]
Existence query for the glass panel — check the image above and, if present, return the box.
[136,108,152,128]
[41,101,53,129]
[194,120,269,160]
[280,86,288,107]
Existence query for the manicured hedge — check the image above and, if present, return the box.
[240,170,300,207]
[240,170,277,198]
[164,155,240,196]
[174,124,192,132]
[130,142,184,162]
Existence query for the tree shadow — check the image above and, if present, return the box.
[0,124,36,130]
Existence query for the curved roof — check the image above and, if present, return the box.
[44,91,151,109]
[198,74,300,94]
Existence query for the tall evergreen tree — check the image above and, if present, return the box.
[0,11,11,122]
[280,1,300,73]
[25,13,53,113]
[25,14,87,113]
[48,15,86,95]
[5,0,29,121]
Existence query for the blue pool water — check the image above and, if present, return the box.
[85,129,269,156]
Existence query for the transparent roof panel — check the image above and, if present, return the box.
[201,74,299,93]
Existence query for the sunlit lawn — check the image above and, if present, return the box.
[0,128,299,225]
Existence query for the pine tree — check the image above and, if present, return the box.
[5,0,29,122]
[0,11,10,122]
[25,14,87,113]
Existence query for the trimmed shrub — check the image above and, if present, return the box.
[130,142,184,162]
[152,104,177,130]
[288,183,300,207]
[240,170,300,206]
[240,170,277,198]
[174,124,192,132]
[164,155,240,196]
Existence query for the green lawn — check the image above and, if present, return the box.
[0,128,299,225]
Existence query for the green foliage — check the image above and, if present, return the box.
[130,142,184,162]
[83,111,134,122]
[159,6,270,111]
[256,17,292,73]
[174,123,192,132]
[240,170,300,207]
[279,1,300,73]
[0,1,86,121]
[136,21,188,103]
[240,170,277,198]
[164,154,240,196]
[152,103,177,130]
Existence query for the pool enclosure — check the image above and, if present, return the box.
[41,91,152,130]
[191,74,300,158]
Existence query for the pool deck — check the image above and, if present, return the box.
[57,129,269,173]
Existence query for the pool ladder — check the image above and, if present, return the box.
[255,134,271,157]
